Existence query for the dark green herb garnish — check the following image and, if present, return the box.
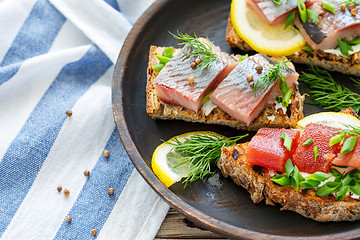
[337,37,360,57]
[302,45,313,52]
[298,64,360,113]
[272,0,282,4]
[170,31,220,71]
[284,10,296,29]
[168,133,248,186]
[303,139,314,146]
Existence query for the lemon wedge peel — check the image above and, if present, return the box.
[231,0,307,57]
[151,131,226,188]
[297,112,360,130]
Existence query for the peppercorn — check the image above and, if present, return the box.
[104,150,110,157]
[91,229,97,236]
[187,76,194,85]
[255,65,263,74]
[84,170,90,177]
[190,61,197,69]
[64,189,70,197]
[108,188,114,195]
[340,4,347,11]
[195,58,201,65]
[57,186,62,192]
[349,3,356,10]
[351,8,358,15]
[66,110,72,117]
[66,216,72,223]
[246,74,253,82]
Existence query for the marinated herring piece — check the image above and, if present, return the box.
[153,38,237,113]
[294,0,360,50]
[210,53,299,126]
[332,136,360,168]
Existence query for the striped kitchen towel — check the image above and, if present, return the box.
[0,0,170,239]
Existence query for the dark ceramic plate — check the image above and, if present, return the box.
[112,0,360,239]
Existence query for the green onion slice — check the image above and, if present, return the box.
[152,63,165,72]
[322,0,335,13]
[303,45,313,52]
[284,159,294,177]
[316,181,340,196]
[272,0,282,4]
[300,179,321,188]
[329,132,346,146]
[337,38,350,57]
[306,172,331,182]
[282,88,293,108]
[201,90,214,104]
[271,175,291,186]
[313,145,318,161]
[155,55,171,64]
[162,47,174,58]
[238,54,248,62]
[350,183,360,195]
[279,76,288,96]
[281,133,292,151]
[285,10,296,30]
[291,166,300,191]
[307,9,319,23]
[297,0,308,23]
[303,139,314,146]
[336,185,350,201]
[349,37,360,46]
[340,136,358,155]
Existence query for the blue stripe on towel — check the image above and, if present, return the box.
[0,45,112,237]
[104,0,120,11]
[54,129,134,239]
[0,0,66,85]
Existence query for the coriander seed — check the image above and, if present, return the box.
[249,81,254,88]
[57,186,62,192]
[349,3,356,10]
[190,61,197,69]
[64,189,70,197]
[246,74,253,82]
[84,170,90,176]
[66,216,72,223]
[108,188,114,195]
[187,76,194,85]
[351,8,358,15]
[195,58,201,65]
[66,110,72,117]
[104,150,110,157]
[91,229,97,236]
[255,65,263,74]
[340,4,347,11]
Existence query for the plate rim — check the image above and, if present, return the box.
[112,0,360,239]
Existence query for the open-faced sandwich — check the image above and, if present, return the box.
[146,33,304,131]
[226,0,360,76]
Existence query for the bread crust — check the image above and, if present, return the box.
[226,17,360,76]
[146,46,305,131]
[217,142,360,222]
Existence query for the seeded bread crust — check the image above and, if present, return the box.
[226,17,360,76]
[146,46,305,131]
[217,142,360,222]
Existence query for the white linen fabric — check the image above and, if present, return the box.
[0,0,170,239]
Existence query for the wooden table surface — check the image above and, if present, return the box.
[155,208,229,240]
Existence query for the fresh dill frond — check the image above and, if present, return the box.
[337,0,360,5]
[170,31,220,71]
[254,59,290,96]
[167,133,248,187]
[298,64,360,113]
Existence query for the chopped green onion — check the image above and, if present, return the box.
[306,171,331,182]
[281,133,292,151]
[201,90,214,104]
[284,159,294,177]
[300,179,321,188]
[340,136,358,155]
[329,132,346,146]
[336,185,350,201]
[342,173,354,186]
[282,88,293,108]
[155,55,171,64]
[316,181,340,196]
[271,175,291,186]
[330,168,341,176]
[275,96,282,103]
[303,139,314,146]
[279,76,288,96]
[297,0,308,23]
[313,145,318,161]
[350,183,360,195]
[162,47,174,58]
[307,9,319,23]
[152,63,165,72]
[349,37,360,46]
[322,0,335,13]
[303,45,313,51]
[238,54,248,62]
[285,10,296,30]
[272,0,282,4]
[291,166,300,191]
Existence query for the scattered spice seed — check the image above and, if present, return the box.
[351,8,358,15]
[195,58,201,65]
[190,61,197,69]
[57,186,62,192]
[66,216,72,223]
[108,188,114,195]
[91,229,98,236]
[255,65,263,74]
[340,3,347,11]
[246,74,253,82]
[318,11,325,17]
[84,170,90,177]
[104,150,110,157]
[187,76,194,85]
[64,189,70,197]
[249,81,254,88]
[66,110,72,117]
[349,3,356,10]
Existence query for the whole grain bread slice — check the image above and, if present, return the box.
[146,46,305,131]
[226,17,360,76]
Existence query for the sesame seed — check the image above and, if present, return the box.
[66,110,72,117]
[108,188,114,195]
[91,229,98,236]
[104,150,110,157]
[84,170,90,177]
[64,189,70,197]
[187,76,194,85]
[66,216,72,223]
[57,186,62,192]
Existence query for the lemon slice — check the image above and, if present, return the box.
[231,0,307,56]
[151,131,225,187]
[297,112,360,130]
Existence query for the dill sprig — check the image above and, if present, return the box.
[168,133,248,186]
[170,31,220,71]
[338,0,360,5]
[254,59,290,96]
[298,64,360,113]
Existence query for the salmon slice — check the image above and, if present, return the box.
[332,137,360,168]
[292,123,340,174]
[246,0,310,25]
[294,0,360,50]
[153,38,237,113]
[210,53,298,126]
[245,128,300,172]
